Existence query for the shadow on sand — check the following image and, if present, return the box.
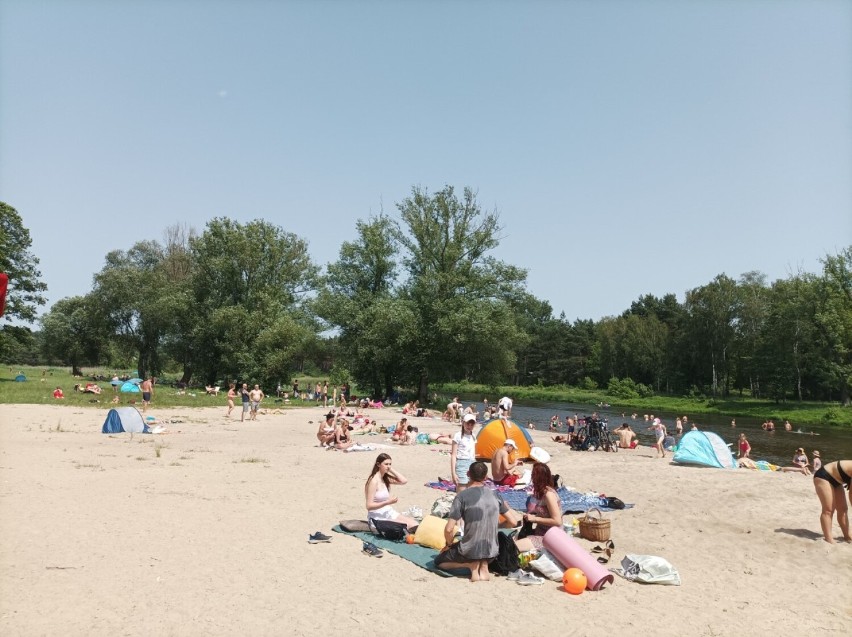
[774,527,822,541]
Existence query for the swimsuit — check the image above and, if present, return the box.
[524,491,554,549]
[368,482,399,520]
[839,463,852,486]
[815,463,851,489]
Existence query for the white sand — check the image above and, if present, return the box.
[0,403,850,636]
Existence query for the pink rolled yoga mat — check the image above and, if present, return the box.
[542,527,614,591]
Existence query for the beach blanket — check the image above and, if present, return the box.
[426,480,632,513]
[332,525,466,577]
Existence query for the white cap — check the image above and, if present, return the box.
[463,414,477,423]
[504,439,517,448]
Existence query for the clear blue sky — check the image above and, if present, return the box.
[2,0,850,323]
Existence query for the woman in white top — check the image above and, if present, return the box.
[451,414,477,492]
[365,453,418,529]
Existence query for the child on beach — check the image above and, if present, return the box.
[737,433,751,458]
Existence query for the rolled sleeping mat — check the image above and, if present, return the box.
[542,526,615,591]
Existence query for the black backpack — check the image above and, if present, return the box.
[489,531,520,575]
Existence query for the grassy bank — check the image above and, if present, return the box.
[0,366,331,411]
[435,381,852,428]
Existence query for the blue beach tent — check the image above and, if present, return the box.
[672,430,736,469]
[120,381,140,393]
[14,374,26,382]
[101,407,150,434]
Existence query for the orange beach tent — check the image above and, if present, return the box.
[475,418,534,461]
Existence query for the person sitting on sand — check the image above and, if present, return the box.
[491,439,523,486]
[616,424,638,449]
[391,418,408,442]
[435,461,519,582]
[812,451,822,472]
[365,453,418,529]
[317,412,336,447]
[514,462,563,553]
[812,459,851,544]
[398,425,418,445]
[780,448,811,475]
[737,433,751,459]
[333,418,355,451]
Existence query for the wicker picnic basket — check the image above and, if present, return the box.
[578,507,611,542]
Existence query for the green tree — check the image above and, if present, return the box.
[813,247,852,405]
[190,218,319,387]
[0,202,48,323]
[39,296,106,374]
[393,186,528,401]
[683,274,739,396]
[90,241,171,380]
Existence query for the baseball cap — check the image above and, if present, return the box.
[504,439,517,448]
[463,414,476,423]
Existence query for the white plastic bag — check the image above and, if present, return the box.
[613,554,681,586]
[529,549,565,581]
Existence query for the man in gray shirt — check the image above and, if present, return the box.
[435,461,519,581]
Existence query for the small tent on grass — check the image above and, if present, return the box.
[14,374,26,382]
[475,418,534,461]
[102,407,150,434]
[120,381,140,393]
[672,430,736,469]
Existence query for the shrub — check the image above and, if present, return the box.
[580,376,598,391]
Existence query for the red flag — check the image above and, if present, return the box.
[0,273,7,317]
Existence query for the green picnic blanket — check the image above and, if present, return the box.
[332,525,467,578]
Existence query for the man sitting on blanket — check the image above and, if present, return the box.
[491,439,524,486]
[435,461,520,582]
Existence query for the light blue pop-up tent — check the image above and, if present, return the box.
[672,430,736,468]
[101,407,150,434]
[120,381,140,393]
[15,374,26,382]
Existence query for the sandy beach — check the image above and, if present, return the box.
[0,403,849,636]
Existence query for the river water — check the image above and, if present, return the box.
[461,397,852,467]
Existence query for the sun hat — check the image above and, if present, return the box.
[813,451,820,457]
[463,413,476,423]
[504,439,518,448]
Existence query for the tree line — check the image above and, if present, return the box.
[1,194,850,406]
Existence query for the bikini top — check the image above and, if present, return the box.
[837,462,852,487]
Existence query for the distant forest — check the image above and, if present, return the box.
[2,192,851,406]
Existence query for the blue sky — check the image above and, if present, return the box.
[2,0,850,323]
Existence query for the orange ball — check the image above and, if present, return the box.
[405,534,416,544]
[562,568,587,595]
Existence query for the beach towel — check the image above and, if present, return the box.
[332,525,467,577]
[426,480,632,513]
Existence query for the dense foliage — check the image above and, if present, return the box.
[2,195,850,408]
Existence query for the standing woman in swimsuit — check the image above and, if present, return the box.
[813,460,852,544]
[451,414,477,493]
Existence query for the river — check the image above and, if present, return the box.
[461,397,852,467]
